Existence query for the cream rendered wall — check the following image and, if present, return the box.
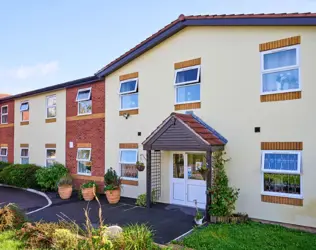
[105,26,316,227]
[14,90,66,166]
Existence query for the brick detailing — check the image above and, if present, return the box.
[259,36,301,52]
[122,179,138,186]
[77,143,92,148]
[261,91,301,102]
[119,109,139,116]
[174,102,201,111]
[45,118,56,123]
[66,113,105,121]
[119,143,138,149]
[20,144,29,147]
[45,144,56,148]
[0,124,14,128]
[0,144,8,147]
[119,72,139,81]
[20,121,29,126]
[66,80,105,192]
[261,195,303,206]
[261,142,303,150]
[174,58,201,69]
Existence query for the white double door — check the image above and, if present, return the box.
[170,152,206,209]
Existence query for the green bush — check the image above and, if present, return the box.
[0,164,41,189]
[0,162,11,173]
[0,204,26,232]
[135,190,157,207]
[52,229,78,250]
[36,163,68,191]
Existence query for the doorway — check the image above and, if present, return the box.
[170,152,206,208]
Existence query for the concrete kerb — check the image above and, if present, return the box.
[0,184,52,214]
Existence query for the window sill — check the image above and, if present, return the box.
[119,109,139,116]
[261,194,303,206]
[174,102,201,111]
[45,118,56,123]
[121,179,138,186]
[77,113,92,117]
[20,121,29,126]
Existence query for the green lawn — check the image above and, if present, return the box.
[177,222,316,250]
[0,231,24,250]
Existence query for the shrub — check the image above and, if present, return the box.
[135,189,157,207]
[52,229,78,250]
[0,162,11,173]
[104,167,121,191]
[208,151,240,217]
[0,203,26,232]
[58,173,73,187]
[36,163,68,191]
[0,230,25,250]
[0,164,41,189]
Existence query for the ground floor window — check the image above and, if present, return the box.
[119,149,138,179]
[20,148,29,164]
[261,151,301,197]
[0,147,8,162]
[46,148,56,167]
[77,148,91,175]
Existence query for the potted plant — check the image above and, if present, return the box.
[104,168,122,204]
[57,174,73,200]
[80,181,97,201]
[194,200,204,225]
[135,161,145,172]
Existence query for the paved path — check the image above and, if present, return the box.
[0,186,48,213]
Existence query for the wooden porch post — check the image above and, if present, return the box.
[205,148,212,221]
[146,150,152,208]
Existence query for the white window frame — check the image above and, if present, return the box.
[76,148,92,176]
[46,95,56,119]
[20,148,29,164]
[0,147,8,162]
[119,149,138,180]
[119,78,139,111]
[45,148,56,167]
[261,150,302,199]
[174,83,201,105]
[20,101,29,122]
[76,88,92,102]
[1,105,8,124]
[260,45,300,95]
[174,65,201,86]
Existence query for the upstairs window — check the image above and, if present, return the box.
[20,102,29,122]
[46,148,56,167]
[76,88,92,115]
[46,95,56,119]
[119,149,138,179]
[1,105,8,124]
[119,78,139,110]
[0,147,8,162]
[261,150,302,198]
[261,46,300,95]
[174,66,201,104]
[20,148,29,164]
[77,148,91,175]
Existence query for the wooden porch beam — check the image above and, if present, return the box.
[146,150,152,208]
[205,149,212,221]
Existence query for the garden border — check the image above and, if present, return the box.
[0,184,52,214]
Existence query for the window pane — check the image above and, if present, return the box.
[121,93,138,109]
[1,115,8,124]
[77,149,90,160]
[175,68,199,84]
[47,107,56,118]
[120,150,137,163]
[46,149,56,159]
[264,173,300,194]
[21,158,29,164]
[262,69,299,93]
[187,153,206,180]
[0,156,8,163]
[20,103,29,111]
[0,148,7,156]
[22,111,29,121]
[78,100,92,114]
[47,96,56,106]
[173,154,184,179]
[1,106,8,114]
[120,80,137,93]
[264,153,298,171]
[176,84,200,103]
[77,90,91,101]
[264,49,296,70]
[46,159,55,167]
[78,161,91,174]
[21,149,28,157]
[121,164,138,178]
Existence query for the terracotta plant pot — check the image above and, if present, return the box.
[105,189,121,204]
[58,185,73,200]
[82,187,96,201]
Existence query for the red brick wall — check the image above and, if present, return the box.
[0,100,14,163]
[66,80,105,192]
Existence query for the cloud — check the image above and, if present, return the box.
[3,61,59,80]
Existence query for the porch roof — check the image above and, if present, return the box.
[142,113,227,151]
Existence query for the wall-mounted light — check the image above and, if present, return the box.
[123,113,130,119]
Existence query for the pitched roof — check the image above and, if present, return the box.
[96,13,316,77]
